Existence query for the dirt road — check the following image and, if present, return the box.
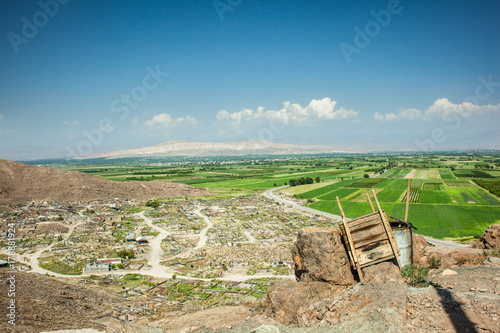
[135,211,174,277]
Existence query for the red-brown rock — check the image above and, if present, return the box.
[362,261,404,283]
[266,280,346,326]
[291,227,355,285]
[480,224,500,249]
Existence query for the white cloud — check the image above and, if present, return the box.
[374,98,500,122]
[145,113,199,128]
[216,98,359,127]
[131,118,139,126]
[63,120,79,126]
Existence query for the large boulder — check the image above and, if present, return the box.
[423,246,484,267]
[291,227,355,285]
[362,261,404,283]
[480,224,500,249]
[266,280,346,326]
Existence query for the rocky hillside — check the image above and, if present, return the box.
[0,270,125,332]
[0,159,211,204]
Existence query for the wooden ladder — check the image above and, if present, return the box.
[337,189,401,281]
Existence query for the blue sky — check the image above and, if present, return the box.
[0,0,499,158]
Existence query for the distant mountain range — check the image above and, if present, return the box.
[83,140,343,159]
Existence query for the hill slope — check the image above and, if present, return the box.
[0,159,210,204]
[84,140,342,159]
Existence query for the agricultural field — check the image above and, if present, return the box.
[46,153,500,240]
[303,163,500,239]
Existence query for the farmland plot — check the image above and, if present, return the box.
[439,169,456,179]
[299,179,358,198]
[401,189,421,203]
[317,188,360,201]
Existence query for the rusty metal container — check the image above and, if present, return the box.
[390,219,414,267]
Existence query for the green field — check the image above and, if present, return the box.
[317,188,360,201]
[453,169,495,179]
[294,166,500,239]
[310,200,500,239]
[345,178,386,188]
[50,153,500,239]
[439,169,456,179]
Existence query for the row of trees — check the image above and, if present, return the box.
[288,176,320,186]
[475,163,495,169]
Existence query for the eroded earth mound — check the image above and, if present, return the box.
[0,159,211,205]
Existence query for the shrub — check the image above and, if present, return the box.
[456,254,485,266]
[427,256,442,268]
[146,199,161,208]
[117,249,135,259]
[401,264,430,287]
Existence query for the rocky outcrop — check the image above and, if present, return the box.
[265,281,346,326]
[291,227,355,285]
[422,246,485,267]
[266,279,406,331]
[266,227,410,330]
[480,224,500,249]
[296,282,407,331]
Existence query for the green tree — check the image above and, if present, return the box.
[315,176,320,183]
[117,249,135,259]
[146,199,161,209]
[364,174,369,178]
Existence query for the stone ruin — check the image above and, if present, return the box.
[266,227,407,331]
